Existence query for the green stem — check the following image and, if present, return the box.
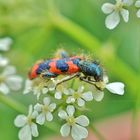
[131,93,140,140]
[0,94,26,113]
[90,124,107,140]
[50,14,101,52]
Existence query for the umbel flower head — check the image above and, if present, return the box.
[14,105,39,140]
[23,79,49,99]
[58,105,89,140]
[101,0,133,29]
[23,78,57,99]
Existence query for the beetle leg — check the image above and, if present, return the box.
[55,73,80,88]
[79,76,102,90]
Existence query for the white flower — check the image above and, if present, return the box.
[0,65,23,94]
[34,97,56,125]
[0,37,12,51]
[58,105,89,140]
[14,105,39,140]
[23,79,49,99]
[64,86,93,107]
[0,55,9,67]
[135,0,140,18]
[93,75,125,98]
[102,0,133,29]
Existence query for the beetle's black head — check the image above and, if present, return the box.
[78,60,103,82]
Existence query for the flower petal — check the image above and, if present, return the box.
[120,9,129,22]
[31,111,38,119]
[105,12,120,29]
[123,0,133,6]
[49,103,56,112]
[103,75,109,84]
[66,96,75,104]
[77,86,84,93]
[23,80,32,94]
[34,103,42,112]
[58,110,68,119]
[43,97,50,105]
[33,88,40,99]
[18,125,31,140]
[14,115,27,127]
[2,65,16,76]
[36,113,45,125]
[31,123,39,137]
[42,88,48,94]
[0,37,12,51]
[0,55,9,67]
[46,112,53,121]
[55,91,62,99]
[93,91,104,101]
[71,124,88,140]
[135,0,140,7]
[106,82,125,95]
[60,123,70,137]
[28,105,33,116]
[6,75,23,91]
[101,3,114,14]
[63,88,74,95]
[66,105,75,116]
[82,91,93,101]
[0,83,9,94]
[77,98,85,107]
[75,115,89,127]
[136,9,140,18]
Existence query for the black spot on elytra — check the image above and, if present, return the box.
[56,59,69,72]
[36,60,51,74]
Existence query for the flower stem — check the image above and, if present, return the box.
[0,94,26,113]
[131,94,139,140]
[90,124,107,140]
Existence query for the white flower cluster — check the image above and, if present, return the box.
[0,37,23,95]
[101,0,140,29]
[14,73,125,140]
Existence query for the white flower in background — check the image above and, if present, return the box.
[135,0,140,17]
[14,105,39,140]
[0,65,23,94]
[101,0,133,29]
[0,55,9,67]
[58,105,89,140]
[34,97,56,125]
[0,37,12,51]
[23,79,49,99]
[64,86,93,107]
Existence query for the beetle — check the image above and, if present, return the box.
[28,52,103,90]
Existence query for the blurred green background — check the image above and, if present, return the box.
[0,0,140,140]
